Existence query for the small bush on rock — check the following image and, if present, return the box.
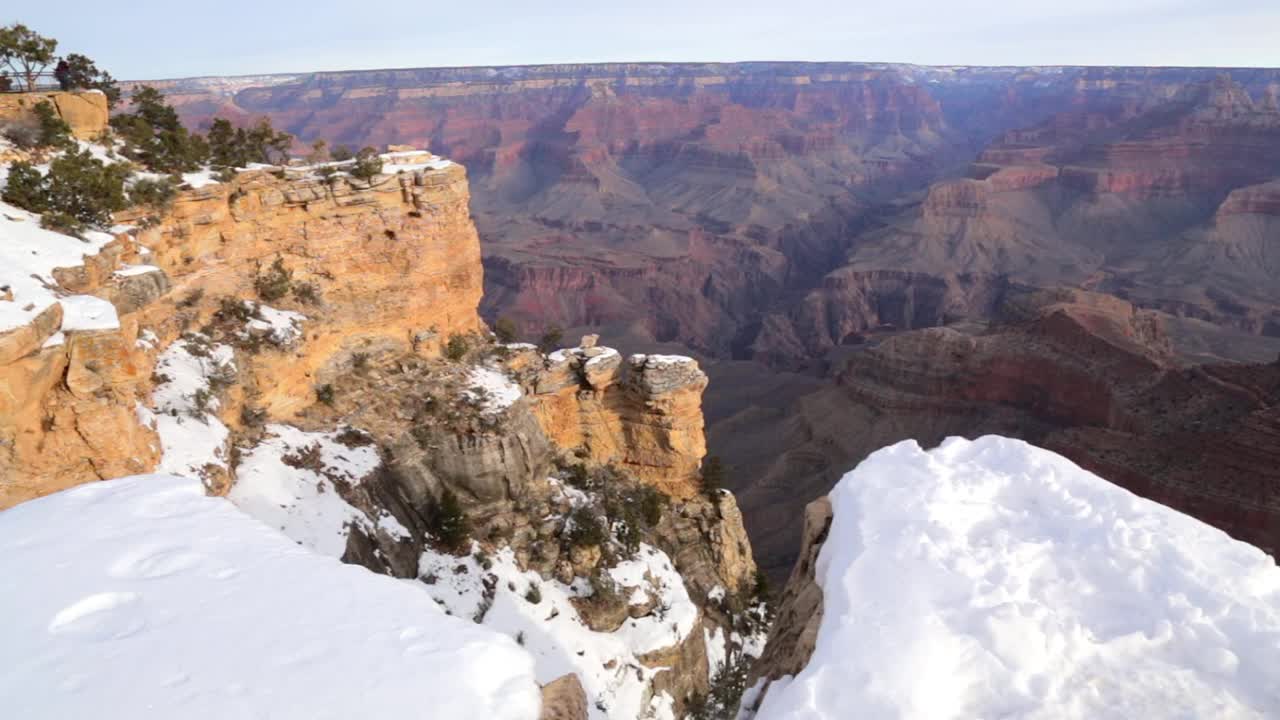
[349,146,383,181]
[444,333,469,361]
[254,257,292,301]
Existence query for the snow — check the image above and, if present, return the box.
[228,424,397,558]
[244,301,305,346]
[705,626,728,679]
[628,353,699,372]
[113,263,162,278]
[0,474,541,720]
[465,365,523,414]
[58,294,120,331]
[142,335,237,482]
[607,544,700,655]
[41,331,64,349]
[752,436,1280,720]
[0,200,115,334]
[415,543,694,720]
[181,170,221,188]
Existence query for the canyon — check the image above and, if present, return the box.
[144,62,1280,581]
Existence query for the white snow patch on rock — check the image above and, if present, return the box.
[229,424,392,558]
[753,435,1280,720]
[142,335,237,482]
[465,365,523,415]
[417,542,695,720]
[112,264,162,278]
[0,475,541,720]
[58,294,120,332]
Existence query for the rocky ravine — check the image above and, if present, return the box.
[0,126,765,718]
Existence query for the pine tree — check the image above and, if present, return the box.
[430,489,470,552]
[701,456,726,498]
[1,162,48,213]
[32,101,72,149]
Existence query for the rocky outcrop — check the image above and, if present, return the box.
[531,341,710,498]
[0,90,109,139]
[538,674,588,720]
[742,497,830,713]
[0,230,162,507]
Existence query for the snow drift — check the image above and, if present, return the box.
[753,436,1280,720]
[0,475,542,720]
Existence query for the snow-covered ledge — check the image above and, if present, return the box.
[746,436,1280,719]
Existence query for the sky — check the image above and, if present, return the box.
[10,0,1279,80]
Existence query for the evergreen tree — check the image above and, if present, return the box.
[43,148,131,228]
[111,86,204,173]
[60,53,121,107]
[2,161,48,212]
[493,317,519,343]
[701,455,726,498]
[430,489,471,552]
[0,24,56,91]
[538,324,564,353]
[32,101,72,149]
[349,146,383,180]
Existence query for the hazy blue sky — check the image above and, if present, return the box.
[11,1,1279,80]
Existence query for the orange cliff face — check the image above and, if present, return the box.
[124,161,486,419]
[0,156,486,507]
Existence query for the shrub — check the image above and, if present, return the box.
[291,281,320,305]
[281,442,325,472]
[524,584,543,604]
[10,149,133,232]
[427,488,470,552]
[493,316,519,344]
[567,507,607,548]
[2,161,47,212]
[701,455,726,498]
[538,324,564,353]
[444,333,469,361]
[240,404,266,428]
[128,176,179,212]
[752,569,770,602]
[0,119,40,150]
[32,101,73,149]
[216,296,253,322]
[349,146,383,181]
[330,144,354,162]
[334,427,374,448]
[315,383,335,406]
[254,257,292,301]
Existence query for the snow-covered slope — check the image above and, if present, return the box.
[0,475,542,720]
[753,436,1280,720]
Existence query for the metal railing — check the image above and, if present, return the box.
[0,71,71,94]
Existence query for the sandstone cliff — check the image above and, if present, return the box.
[0,89,109,139]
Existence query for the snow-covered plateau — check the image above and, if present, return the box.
[750,436,1280,720]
